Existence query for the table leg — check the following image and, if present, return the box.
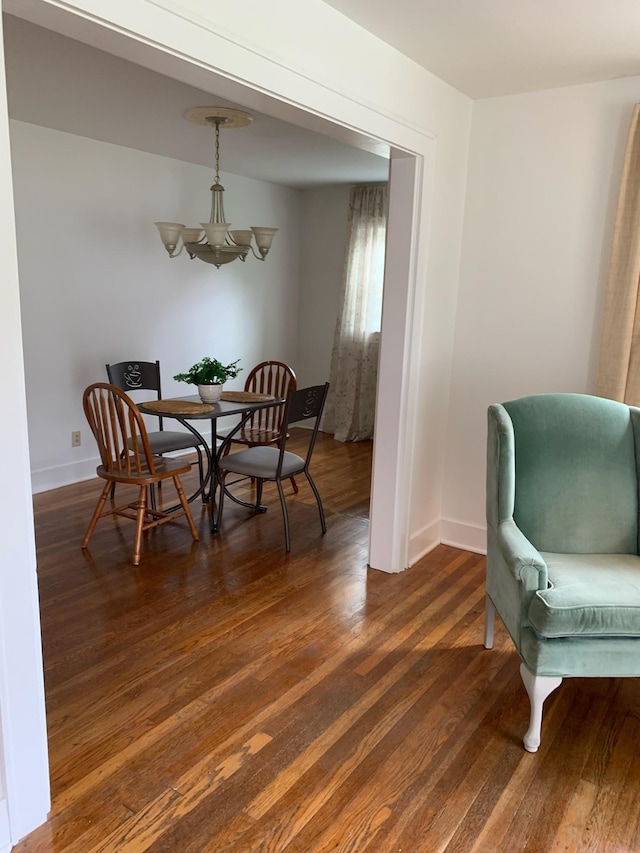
[177,417,214,504]
[152,418,212,514]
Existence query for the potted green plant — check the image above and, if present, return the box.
[174,357,242,403]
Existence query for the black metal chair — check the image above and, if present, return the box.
[217,383,329,552]
[106,361,205,501]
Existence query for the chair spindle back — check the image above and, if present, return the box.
[83,383,156,478]
[245,360,297,435]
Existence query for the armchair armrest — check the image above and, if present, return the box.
[497,519,548,590]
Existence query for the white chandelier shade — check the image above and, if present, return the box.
[154,107,278,269]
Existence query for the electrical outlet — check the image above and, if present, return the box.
[71,430,81,447]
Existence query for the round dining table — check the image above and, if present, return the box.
[138,391,285,532]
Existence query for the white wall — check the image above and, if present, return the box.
[443,75,640,551]
[10,121,302,492]
[297,185,350,387]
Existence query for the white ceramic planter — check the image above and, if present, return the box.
[197,383,223,403]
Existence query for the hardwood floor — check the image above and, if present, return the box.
[16,431,640,851]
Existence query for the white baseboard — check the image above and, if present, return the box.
[31,456,101,494]
[31,431,214,495]
[409,519,487,564]
[440,519,487,555]
[409,519,441,566]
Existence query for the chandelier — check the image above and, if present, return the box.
[154,107,278,269]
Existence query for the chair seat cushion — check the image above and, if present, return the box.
[129,430,202,453]
[97,454,192,483]
[222,446,304,479]
[528,552,640,638]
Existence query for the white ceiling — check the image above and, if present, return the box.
[324,0,640,99]
[2,14,390,189]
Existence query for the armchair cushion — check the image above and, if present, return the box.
[503,394,639,554]
[528,552,640,638]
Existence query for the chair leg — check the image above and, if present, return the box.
[520,663,562,753]
[484,595,496,649]
[82,481,112,549]
[132,485,147,566]
[276,479,291,552]
[305,472,326,535]
[290,476,299,494]
[173,476,199,542]
[255,479,264,513]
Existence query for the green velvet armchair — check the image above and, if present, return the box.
[485,393,640,751]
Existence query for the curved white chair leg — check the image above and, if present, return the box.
[520,663,562,753]
[484,594,495,649]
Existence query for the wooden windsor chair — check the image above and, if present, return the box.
[81,382,199,566]
[106,360,205,503]
[220,360,299,492]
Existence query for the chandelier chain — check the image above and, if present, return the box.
[214,120,221,183]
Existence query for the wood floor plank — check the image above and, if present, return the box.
[549,779,600,853]
[506,687,610,853]
[280,617,516,853]
[577,713,640,852]
[247,589,487,823]
[86,733,273,853]
[14,433,640,852]
[611,729,640,852]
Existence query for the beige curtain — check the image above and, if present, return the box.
[596,104,640,405]
[324,184,387,442]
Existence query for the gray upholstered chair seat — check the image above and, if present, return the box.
[129,431,202,454]
[223,446,304,479]
[529,553,640,638]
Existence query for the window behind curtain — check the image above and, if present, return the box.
[324,184,388,442]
